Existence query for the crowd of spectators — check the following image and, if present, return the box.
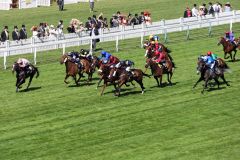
[183,2,233,18]
[0,2,234,44]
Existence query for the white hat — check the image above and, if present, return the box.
[50,25,54,28]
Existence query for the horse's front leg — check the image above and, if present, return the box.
[193,77,203,88]
[100,81,107,96]
[154,76,160,87]
[233,49,237,61]
[220,74,230,86]
[64,74,70,84]
[26,76,33,90]
[224,52,229,59]
[73,75,79,86]
[201,80,208,94]
[96,77,103,89]
[16,78,25,92]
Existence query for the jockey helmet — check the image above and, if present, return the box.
[101,51,106,56]
[207,51,212,55]
[153,35,159,41]
[149,34,153,40]
[151,41,155,45]
[80,49,84,53]
[225,31,230,34]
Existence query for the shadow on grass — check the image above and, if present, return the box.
[68,82,95,87]
[149,82,179,88]
[19,86,42,92]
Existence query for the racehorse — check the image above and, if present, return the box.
[109,66,150,96]
[218,37,237,61]
[12,62,39,92]
[145,56,173,87]
[193,56,230,94]
[60,53,82,85]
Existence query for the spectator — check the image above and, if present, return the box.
[89,0,95,12]
[202,3,208,15]
[224,2,232,12]
[57,20,64,35]
[12,25,20,41]
[19,24,27,40]
[198,6,205,17]
[144,11,152,25]
[89,23,99,51]
[208,2,215,16]
[183,7,192,18]
[111,15,119,28]
[138,12,145,24]
[130,14,140,25]
[192,4,198,17]
[37,23,45,37]
[1,26,9,42]
[57,0,64,11]
[85,17,92,31]
[31,26,38,38]
[49,25,58,38]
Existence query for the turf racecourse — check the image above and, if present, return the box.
[1,1,240,159]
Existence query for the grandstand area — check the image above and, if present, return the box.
[0,0,240,159]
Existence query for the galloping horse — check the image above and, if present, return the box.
[145,56,173,87]
[109,67,150,96]
[60,53,82,85]
[218,37,237,61]
[193,56,230,94]
[12,63,39,92]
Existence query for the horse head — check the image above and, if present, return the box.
[196,56,206,74]
[60,53,69,64]
[217,37,227,46]
[12,62,21,75]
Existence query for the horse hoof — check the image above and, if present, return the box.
[141,90,144,94]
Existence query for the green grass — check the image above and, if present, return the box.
[1,1,240,160]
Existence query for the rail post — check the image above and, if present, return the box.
[116,35,119,52]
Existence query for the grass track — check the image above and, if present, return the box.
[1,1,240,159]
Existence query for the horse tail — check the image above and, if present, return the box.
[142,71,151,78]
[35,67,39,78]
[166,48,171,53]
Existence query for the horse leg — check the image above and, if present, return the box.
[96,77,103,89]
[135,79,145,94]
[233,49,237,61]
[159,76,163,87]
[229,52,233,61]
[224,52,229,59]
[154,76,160,86]
[73,75,79,86]
[213,78,220,89]
[64,74,70,84]
[100,82,107,96]
[201,79,208,94]
[26,76,33,90]
[16,78,25,92]
[193,77,203,88]
[167,72,172,86]
[220,74,230,86]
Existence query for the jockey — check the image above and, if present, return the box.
[207,51,217,60]
[100,50,112,64]
[68,51,81,69]
[17,58,31,73]
[68,51,80,63]
[115,60,135,79]
[80,49,92,61]
[155,51,166,67]
[204,51,215,70]
[153,35,159,42]
[225,31,236,46]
